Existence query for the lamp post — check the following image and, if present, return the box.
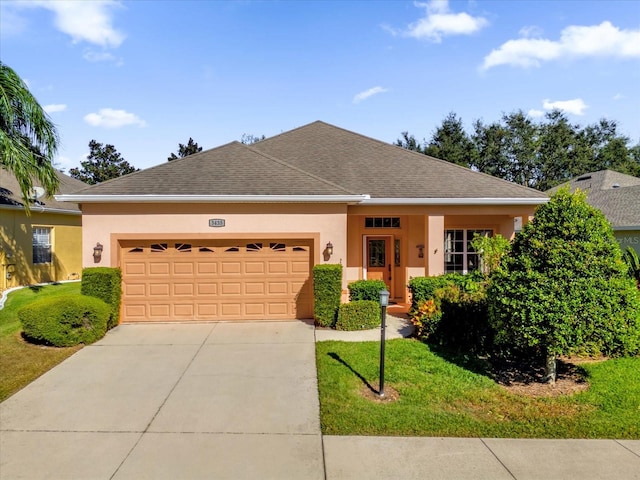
[378,288,389,398]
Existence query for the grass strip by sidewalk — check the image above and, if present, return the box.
[0,282,82,402]
[316,339,639,439]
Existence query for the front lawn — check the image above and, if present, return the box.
[316,339,640,438]
[0,282,83,401]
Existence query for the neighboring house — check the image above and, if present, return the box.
[0,168,86,292]
[57,121,548,322]
[548,170,640,255]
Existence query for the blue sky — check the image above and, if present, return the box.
[2,0,639,171]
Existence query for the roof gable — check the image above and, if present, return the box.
[62,121,548,202]
[0,168,86,212]
[74,141,356,196]
[251,121,547,199]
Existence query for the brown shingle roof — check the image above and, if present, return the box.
[251,121,547,199]
[0,168,86,212]
[548,170,640,227]
[75,141,355,196]
[70,121,547,200]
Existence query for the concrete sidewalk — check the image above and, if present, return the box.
[1,321,639,479]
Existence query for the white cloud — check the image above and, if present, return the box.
[34,0,125,48]
[43,103,67,114]
[527,109,545,118]
[84,108,146,128]
[393,0,488,42]
[353,86,389,104]
[612,93,625,101]
[542,98,588,116]
[518,25,543,38]
[482,21,640,70]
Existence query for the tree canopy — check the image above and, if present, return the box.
[0,62,59,211]
[69,140,138,185]
[398,110,640,191]
[487,189,640,382]
[240,133,266,145]
[167,137,202,161]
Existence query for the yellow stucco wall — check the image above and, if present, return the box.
[0,208,82,291]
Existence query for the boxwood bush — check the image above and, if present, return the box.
[81,267,122,329]
[313,264,343,328]
[335,300,381,331]
[348,279,387,301]
[19,294,110,347]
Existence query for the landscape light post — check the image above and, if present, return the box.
[378,288,389,398]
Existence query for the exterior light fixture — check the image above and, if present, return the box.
[326,242,334,256]
[378,288,390,397]
[417,244,424,258]
[93,243,103,263]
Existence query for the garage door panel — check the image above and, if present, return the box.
[173,283,194,296]
[244,262,265,274]
[268,282,288,294]
[125,283,146,296]
[149,263,170,275]
[244,282,265,295]
[124,263,146,275]
[149,283,170,296]
[197,304,217,317]
[197,262,217,274]
[150,304,170,318]
[221,303,242,317]
[244,303,266,316]
[197,283,217,295]
[221,282,241,295]
[121,239,312,322]
[173,304,194,317]
[173,262,194,275]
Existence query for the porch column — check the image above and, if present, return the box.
[425,214,445,277]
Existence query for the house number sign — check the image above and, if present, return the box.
[209,219,225,227]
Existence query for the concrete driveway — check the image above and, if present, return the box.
[2,321,639,480]
[0,321,323,480]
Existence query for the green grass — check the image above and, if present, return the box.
[0,282,83,401]
[316,339,640,438]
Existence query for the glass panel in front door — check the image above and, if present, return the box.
[368,239,386,267]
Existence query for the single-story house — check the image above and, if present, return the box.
[1,168,86,292]
[57,121,548,322]
[548,170,640,255]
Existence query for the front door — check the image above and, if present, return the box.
[367,237,392,295]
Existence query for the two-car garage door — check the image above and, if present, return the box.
[120,239,313,322]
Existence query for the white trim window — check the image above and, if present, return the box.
[444,229,492,274]
[33,227,52,264]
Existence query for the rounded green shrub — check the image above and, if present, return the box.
[18,294,110,347]
[348,279,387,302]
[335,300,381,331]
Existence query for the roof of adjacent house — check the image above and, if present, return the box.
[0,168,86,213]
[548,170,640,228]
[62,121,548,204]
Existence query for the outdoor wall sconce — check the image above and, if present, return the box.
[416,244,424,258]
[326,242,334,257]
[93,242,103,263]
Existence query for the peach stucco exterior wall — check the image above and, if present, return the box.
[81,202,348,285]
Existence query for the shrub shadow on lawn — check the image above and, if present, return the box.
[327,352,378,395]
[426,342,493,378]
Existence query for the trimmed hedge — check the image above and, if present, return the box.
[313,264,343,327]
[19,294,109,347]
[82,267,122,329]
[335,300,381,331]
[348,279,387,302]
